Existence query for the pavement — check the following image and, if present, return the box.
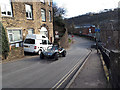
[69,49,108,88]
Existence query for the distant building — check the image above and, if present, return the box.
[74,24,95,37]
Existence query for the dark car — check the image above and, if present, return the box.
[40,46,66,60]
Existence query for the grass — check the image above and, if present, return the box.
[68,38,72,43]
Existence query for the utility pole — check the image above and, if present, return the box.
[96,27,99,53]
[96,14,100,54]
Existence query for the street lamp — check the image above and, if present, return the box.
[89,13,99,53]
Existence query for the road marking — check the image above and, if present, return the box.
[98,50,109,82]
[65,50,93,88]
[52,57,81,89]
[51,50,92,89]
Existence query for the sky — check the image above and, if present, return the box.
[53,0,120,18]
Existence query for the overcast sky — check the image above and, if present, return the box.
[53,0,120,18]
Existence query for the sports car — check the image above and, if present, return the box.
[40,46,66,60]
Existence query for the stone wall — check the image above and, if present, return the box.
[0,7,1,22]
[109,50,120,88]
[0,7,1,56]
[100,21,119,50]
[58,29,69,49]
[100,30,119,50]
[99,18,120,88]
[118,30,120,51]
[6,47,24,61]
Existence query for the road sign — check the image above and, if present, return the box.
[55,31,59,35]
[55,35,59,39]
[95,29,100,32]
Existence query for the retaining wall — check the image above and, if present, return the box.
[58,29,69,49]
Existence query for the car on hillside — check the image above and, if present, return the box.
[40,46,66,60]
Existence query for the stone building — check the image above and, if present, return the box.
[0,0,54,59]
[0,6,1,21]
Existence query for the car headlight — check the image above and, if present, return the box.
[48,53,52,55]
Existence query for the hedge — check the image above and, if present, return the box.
[1,23,9,59]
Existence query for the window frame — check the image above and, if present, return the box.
[40,0,45,4]
[25,4,33,20]
[1,0,13,17]
[41,8,46,22]
[7,29,23,43]
[49,10,52,22]
[48,0,51,6]
[28,29,34,34]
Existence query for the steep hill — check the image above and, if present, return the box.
[65,8,118,26]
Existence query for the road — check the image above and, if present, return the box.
[2,36,94,88]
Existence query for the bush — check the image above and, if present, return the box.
[1,23,9,59]
[68,38,72,43]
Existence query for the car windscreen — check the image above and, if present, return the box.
[24,39,35,44]
[47,46,58,51]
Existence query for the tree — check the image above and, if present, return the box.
[52,3,66,44]
[53,3,66,30]
[1,23,9,59]
[53,3,66,18]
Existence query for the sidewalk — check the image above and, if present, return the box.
[70,49,108,88]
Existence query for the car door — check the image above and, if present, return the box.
[24,39,35,53]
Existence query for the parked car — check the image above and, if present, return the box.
[24,34,52,54]
[40,46,66,60]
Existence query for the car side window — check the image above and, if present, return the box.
[42,40,47,45]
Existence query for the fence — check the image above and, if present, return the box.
[109,50,120,88]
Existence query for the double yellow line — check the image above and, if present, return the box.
[51,50,92,89]
[99,50,109,82]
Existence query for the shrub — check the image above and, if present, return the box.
[1,23,9,59]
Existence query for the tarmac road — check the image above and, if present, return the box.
[2,36,94,88]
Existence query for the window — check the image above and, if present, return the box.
[1,0,13,17]
[42,36,46,38]
[40,0,45,3]
[42,40,47,45]
[25,4,33,19]
[8,29,22,43]
[28,29,34,34]
[24,39,35,44]
[41,9,46,22]
[49,11,51,22]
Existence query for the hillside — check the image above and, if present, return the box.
[65,8,118,27]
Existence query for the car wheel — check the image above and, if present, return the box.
[55,53,58,60]
[62,51,66,57]
[40,53,44,59]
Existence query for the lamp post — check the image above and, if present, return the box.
[96,13,100,54]
[90,13,99,53]
[96,27,99,53]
